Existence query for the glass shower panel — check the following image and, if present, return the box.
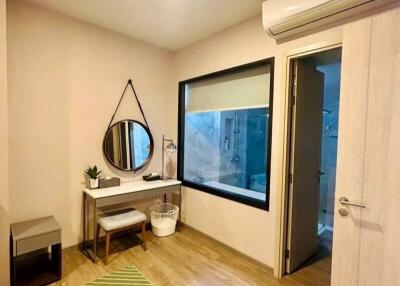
[183,107,269,202]
[319,107,339,231]
[318,110,330,230]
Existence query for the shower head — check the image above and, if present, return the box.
[166,141,177,151]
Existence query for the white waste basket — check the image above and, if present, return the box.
[150,203,179,237]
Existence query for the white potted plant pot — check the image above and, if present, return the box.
[89,178,99,189]
[85,165,101,189]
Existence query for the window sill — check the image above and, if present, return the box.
[181,180,270,211]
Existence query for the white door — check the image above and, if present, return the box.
[286,60,324,273]
[332,8,400,286]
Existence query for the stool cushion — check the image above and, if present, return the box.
[98,209,147,231]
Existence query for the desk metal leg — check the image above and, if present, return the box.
[93,202,97,262]
[178,186,182,231]
[82,196,98,262]
[83,193,87,251]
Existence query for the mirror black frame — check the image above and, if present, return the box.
[103,119,154,172]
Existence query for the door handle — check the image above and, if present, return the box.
[339,197,366,208]
[317,171,325,182]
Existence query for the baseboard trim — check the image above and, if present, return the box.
[182,223,273,273]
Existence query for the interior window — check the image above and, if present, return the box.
[178,59,274,210]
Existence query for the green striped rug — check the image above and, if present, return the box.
[85,265,154,286]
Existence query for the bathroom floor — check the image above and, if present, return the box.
[52,226,330,286]
[319,229,333,254]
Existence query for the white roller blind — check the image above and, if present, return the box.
[186,66,270,113]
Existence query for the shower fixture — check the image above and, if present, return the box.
[231,111,240,166]
[161,134,177,180]
[323,108,333,132]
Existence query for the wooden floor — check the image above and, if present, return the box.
[52,226,331,286]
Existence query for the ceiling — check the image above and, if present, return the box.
[26,0,262,50]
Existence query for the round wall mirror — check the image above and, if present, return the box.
[103,120,154,172]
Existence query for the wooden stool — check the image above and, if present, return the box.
[96,208,147,264]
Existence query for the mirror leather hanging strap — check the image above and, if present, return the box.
[107,79,150,130]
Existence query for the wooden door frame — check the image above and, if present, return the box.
[274,40,342,278]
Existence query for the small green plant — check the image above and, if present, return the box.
[85,165,101,179]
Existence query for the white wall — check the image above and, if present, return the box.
[0,0,9,284]
[7,0,175,248]
[173,16,343,267]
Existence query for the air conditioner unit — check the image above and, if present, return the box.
[263,0,399,41]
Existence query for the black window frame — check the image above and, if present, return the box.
[177,57,274,211]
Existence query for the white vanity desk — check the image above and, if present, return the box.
[82,179,181,261]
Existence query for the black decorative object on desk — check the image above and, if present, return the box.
[143,173,161,181]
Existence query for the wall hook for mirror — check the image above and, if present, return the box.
[107,79,150,131]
